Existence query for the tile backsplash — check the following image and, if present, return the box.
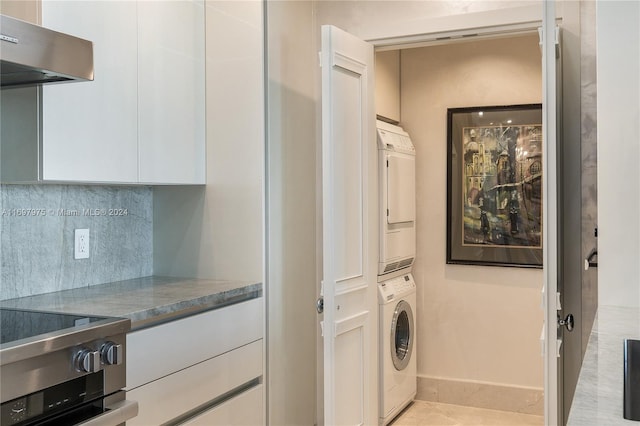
[0,184,152,300]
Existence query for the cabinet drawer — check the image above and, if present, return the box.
[127,297,263,389]
[127,340,262,426]
[181,384,264,425]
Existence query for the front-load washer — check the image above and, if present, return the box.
[379,272,417,425]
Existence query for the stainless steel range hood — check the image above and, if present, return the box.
[0,14,93,88]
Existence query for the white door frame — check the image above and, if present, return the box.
[541,2,560,424]
[315,3,562,424]
[361,3,560,424]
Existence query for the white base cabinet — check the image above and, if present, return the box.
[127,341,263,426]
[181,384,264,426]
[126,298,264,425]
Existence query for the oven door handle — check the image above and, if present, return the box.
[77,399,139,426]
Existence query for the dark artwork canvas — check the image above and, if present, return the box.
[447,104,543,267]
[461,123,542,247]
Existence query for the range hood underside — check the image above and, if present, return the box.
[1,61,77,87]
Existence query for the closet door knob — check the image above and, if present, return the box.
[558,313,574,332]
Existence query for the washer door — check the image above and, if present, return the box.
[390,299,414,371]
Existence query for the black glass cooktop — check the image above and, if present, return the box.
[0,308,110,346]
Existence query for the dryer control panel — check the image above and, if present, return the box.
[376,122,416,156]
[378,273,416,304]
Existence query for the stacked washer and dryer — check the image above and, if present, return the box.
[376,120,417,425]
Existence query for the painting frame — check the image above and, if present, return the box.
[446,104,543,268]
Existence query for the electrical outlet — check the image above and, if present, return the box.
[74,229,90,259]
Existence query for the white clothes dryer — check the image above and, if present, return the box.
[378,272,417,425]
[376,120,416,276]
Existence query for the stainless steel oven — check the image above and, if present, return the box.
[0,308,138,425]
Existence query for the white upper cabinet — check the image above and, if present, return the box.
[42,0,139,183]
[2,0,206,184]
[138,1,205,184]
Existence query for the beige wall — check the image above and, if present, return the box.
[265,1,319,424]
[0,0,41,23]
[400,34,543,389]
[375,51,400,122]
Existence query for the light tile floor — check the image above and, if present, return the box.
[390,400,544,426]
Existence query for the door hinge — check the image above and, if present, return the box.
[538,26,561,58]
[539,327,564,358]
[537,26,560,46]
[539,288,562,311]
[538,27,543,47]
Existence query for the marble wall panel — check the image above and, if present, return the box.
[581,0,598,355]
[0,185,152,300]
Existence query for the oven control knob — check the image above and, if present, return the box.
[100,342,123,365]
[75,349,102,373]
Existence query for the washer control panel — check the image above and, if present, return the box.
[378,273,415,303]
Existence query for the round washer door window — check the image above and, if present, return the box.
[391,299,414,371]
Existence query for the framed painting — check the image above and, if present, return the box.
[446,104,543,267]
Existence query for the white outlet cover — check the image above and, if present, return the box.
[74,229,90,260]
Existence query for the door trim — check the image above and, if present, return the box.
[541,1,560,425]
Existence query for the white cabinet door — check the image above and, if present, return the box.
[137,0,205,184]
[30,1,205,184]
[41,0,138,183]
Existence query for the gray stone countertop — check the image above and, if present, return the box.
[0,276,262,330]
[568,305,640,425]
